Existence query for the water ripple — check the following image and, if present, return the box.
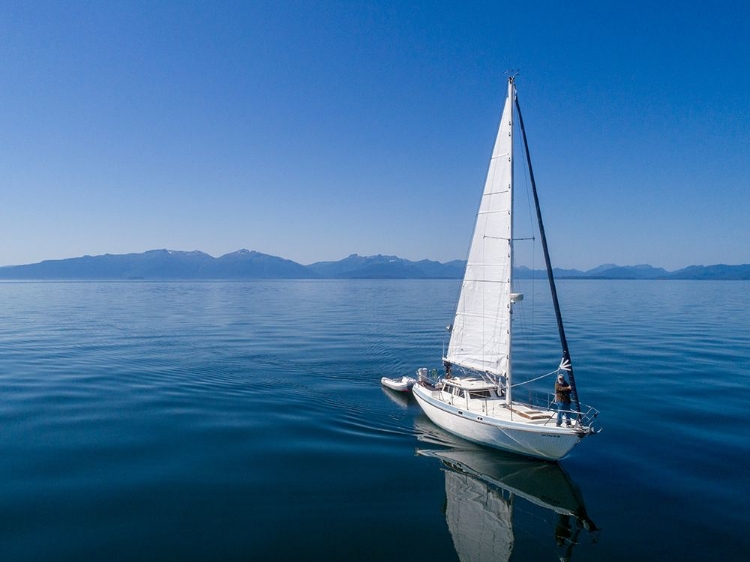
[1,279,749,560]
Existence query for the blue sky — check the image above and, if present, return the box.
[1,0,748,270]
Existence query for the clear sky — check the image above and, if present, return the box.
[1,0,748,270]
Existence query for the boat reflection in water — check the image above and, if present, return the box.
[380,386,414,409]
[416,419,598,561]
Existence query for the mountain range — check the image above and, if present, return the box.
[0,249,748,280]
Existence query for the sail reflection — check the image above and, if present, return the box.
[416,419,597,561]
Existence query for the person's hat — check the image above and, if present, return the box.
[557,374,564,380]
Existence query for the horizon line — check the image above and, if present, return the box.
[1,247,748,273]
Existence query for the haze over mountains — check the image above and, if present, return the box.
[1,250,748,280]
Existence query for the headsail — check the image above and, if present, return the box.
[446,79,515,377]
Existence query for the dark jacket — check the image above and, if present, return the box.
[555,380,572,403]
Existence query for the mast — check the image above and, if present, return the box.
[506,76,515,407]
[514,92,582,414]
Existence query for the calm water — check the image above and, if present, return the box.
[1,279,749,561]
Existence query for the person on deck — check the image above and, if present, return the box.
[443,360,452,378]
[555,373,573,427]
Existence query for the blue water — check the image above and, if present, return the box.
[1,279,749,560]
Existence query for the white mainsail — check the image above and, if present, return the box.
[446,79,514,378]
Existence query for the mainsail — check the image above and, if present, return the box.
[446,79,514,377]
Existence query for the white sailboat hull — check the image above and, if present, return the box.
[412,382,584,461]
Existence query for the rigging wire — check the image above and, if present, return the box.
[511,99,545,396]
[515,92,582,415]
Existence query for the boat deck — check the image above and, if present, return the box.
[507,405,555,421]
[479,399,558,426]
[424,383,575,429]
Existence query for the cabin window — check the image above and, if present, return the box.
[469,390,493,399]
[451,387,465,398]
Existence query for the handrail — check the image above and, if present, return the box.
[512,386,601,432]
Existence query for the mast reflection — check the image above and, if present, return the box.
[416,419,598,561]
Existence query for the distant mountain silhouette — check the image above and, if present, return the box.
[0,249,313,280]
[307,254,464,279]
[665,264,750,280]
[212,250,314,279]
[576,264,670,279]
[0,251,748,280]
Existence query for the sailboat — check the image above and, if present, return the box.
[412,76,600,461]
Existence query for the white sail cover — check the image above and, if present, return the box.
[446,80,514,376]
